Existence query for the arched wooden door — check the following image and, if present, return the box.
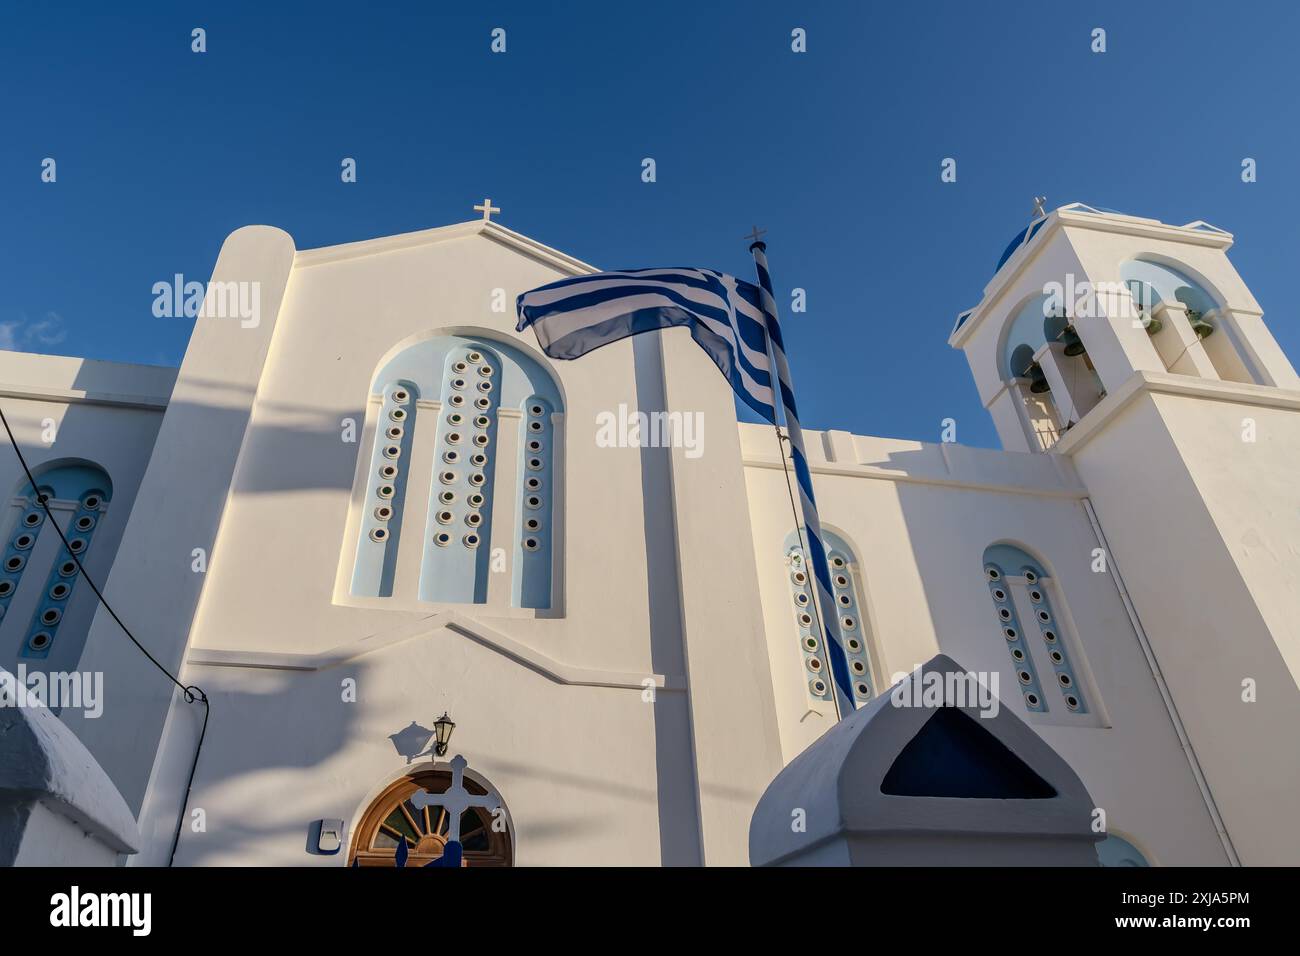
[349,768,512,867]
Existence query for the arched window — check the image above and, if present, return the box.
[784,528,876,709]
[0,461,112,669]
[350,333,563,609]
[349,766,512,867]
[983,543,1089,716]
[1122,259,1257,384]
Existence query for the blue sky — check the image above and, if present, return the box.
[2,1,1297,448]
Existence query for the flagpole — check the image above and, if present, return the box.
[748,235,856,721]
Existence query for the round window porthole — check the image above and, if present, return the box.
[374,505,393,522]
[439,471,457,485]
[451,378,467,391]
[1025,692,1040,708]
[369,527,388,543]
[528,420,543,433]
[529,404,544,417]
[846,637,861,652]
[468,493,484,508]
[478,365,493,377]
[790,570,806,586]
[523,537,540,551]
[474,415,490,429]
[29,632,51,651]
[1029,589,1044,603]
[389,408,407,423]
[463,533,481,549]
[1050,650,1064,665]
[850,660,866,675]
[452,361,468,373]
[15,533,35,550]
[83,495,102,510]
[1024,569,1038,584]
[1057,673,1072,688]
[76,515,96,532]
[793,591,809,607]
[1037,610,1051,623]
[437,510,454,525]
[5,556,24,572]
[1004,627,1018,641]
[526,477,541,491]
[527,440,542,453]
[467,351,482,363]
[470,453,487,467]
[841,616,856,630]
[450,394,465,407]
[798,612,812,627]
[806,656,823,673]
[439,491,456,505]
[386,425,404,441]
[810,678,828,697]
[466,512,483,528]
[522,495,540,511]
[833,574,849,588]
[1017,669,1033,685]
[998,607,1012,621]
[380,464,398,480]
[475,396,490,410]
[1011,648,1025,662]
[527,458,543,471]
[23,512,42,528]
[469,472,486,487]
[992,588,1007,602]
[448,413,464,426]
[855,682,871,698]
[477,380,493,394]
[524,517,541,532]
[378,484,396,499]
[1043,629,1057,644]
[444,450,461,464]
[1065,695,1080,711]
[392,388,410,404]
[837,593,851,607]
[473,433,489,448]
[434,532,452,547]
[985,566,1000,580]
[0,580,12,597]
[41,607,62,626]
[447,431,462,445]
[383,444,402,460]
[830,556,846,570]
[59,561,77,577]
[803,635,818,652]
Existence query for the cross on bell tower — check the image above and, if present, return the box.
[473,197,501,222]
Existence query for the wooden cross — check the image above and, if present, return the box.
[1031,196,1048,218]
[410,754,501,846]
[744,225,767,245]
[473,197,501,222]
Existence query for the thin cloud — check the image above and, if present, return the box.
[0,312,67,351]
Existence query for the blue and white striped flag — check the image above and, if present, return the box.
[516,268,778,424]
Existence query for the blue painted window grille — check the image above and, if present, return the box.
[785,529,875,708]
[513,397,553,609]
[351,381,418,597]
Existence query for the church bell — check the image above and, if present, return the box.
[1059,325,1086,356]
[1026,362,1051,393]
[1186,309,1215,339]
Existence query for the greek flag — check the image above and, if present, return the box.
[515,269,777,424]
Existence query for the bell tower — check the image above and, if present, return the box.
[950,202,1300,865]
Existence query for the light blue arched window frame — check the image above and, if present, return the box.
[0,461,112,667]
[352,333,563,609]
[784,528,875,709]
[983,543,1088,715]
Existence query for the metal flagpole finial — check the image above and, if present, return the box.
[744,225,767,251]
[474,197,501,222]
[1031,195,1048,219]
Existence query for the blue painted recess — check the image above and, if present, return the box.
[513,397,554,609]
[784,528,875,708]
[351,381,420,597]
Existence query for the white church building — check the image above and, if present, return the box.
[1,202,1297,866]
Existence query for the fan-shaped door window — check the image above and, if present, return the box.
[349,768,512,867]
